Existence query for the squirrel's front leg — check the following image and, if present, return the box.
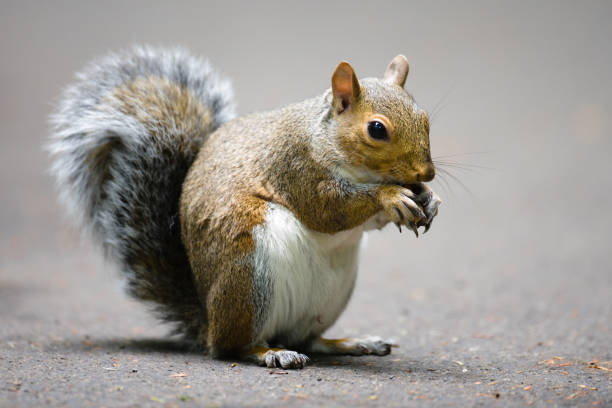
[297,180,433,233]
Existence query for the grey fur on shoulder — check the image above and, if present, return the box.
[48,46,235,340]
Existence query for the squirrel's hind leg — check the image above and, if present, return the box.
[307,336,395,356]
[241,346,309,369]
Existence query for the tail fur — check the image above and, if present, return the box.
[48,46,235,340]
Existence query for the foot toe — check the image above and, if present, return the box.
[354,336,394,356]
[264,350,309,369]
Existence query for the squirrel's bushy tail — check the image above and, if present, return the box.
[48,47,235,340]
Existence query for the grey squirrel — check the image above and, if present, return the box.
[49,47,441,369]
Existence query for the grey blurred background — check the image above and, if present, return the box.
[1,1,611,407]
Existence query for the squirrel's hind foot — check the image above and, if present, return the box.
[242,346,309,369]
[308,336,395,356]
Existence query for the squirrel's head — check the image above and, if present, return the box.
[330,55,434,185]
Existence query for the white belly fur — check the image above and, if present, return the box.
[252,203,365,346]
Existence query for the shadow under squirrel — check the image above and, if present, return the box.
[49,47,441,368]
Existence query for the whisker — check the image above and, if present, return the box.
[435,164,481,175]
[433,160,492,168]
[436,167,474,197]
[428,84,456,124]
[429,103,449,124]
[432,150,494,160]
[434,161,494,172]
[432,172,453,199]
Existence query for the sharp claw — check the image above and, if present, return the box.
[403,201,425,220]
[394,208,404,223]
[424,221,432,233]
[410,223,419,238]
[396,222,402,233]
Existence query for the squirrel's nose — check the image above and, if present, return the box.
[417,163,435,182]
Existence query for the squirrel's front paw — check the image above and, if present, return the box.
[405,183,441,232]
[378,185,426,236]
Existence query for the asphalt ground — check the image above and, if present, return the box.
[1,1,611,406]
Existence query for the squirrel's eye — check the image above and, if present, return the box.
[367,121,388,141]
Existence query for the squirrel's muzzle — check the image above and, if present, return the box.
[416,162,435,182]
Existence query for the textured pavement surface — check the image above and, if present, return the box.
[1,1,611,407]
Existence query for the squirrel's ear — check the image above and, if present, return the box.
[332,61,361,114]
[383,55,409,88]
